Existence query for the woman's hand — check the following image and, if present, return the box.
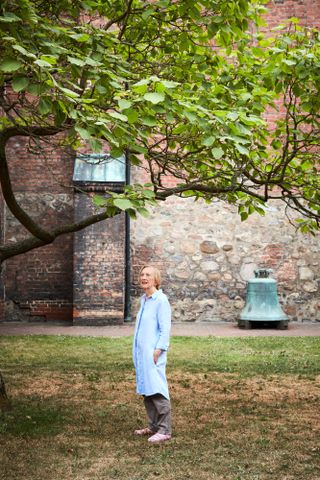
[153,348,162,364]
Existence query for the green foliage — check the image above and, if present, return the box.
[93,184,156,219]
[0,1,320,231]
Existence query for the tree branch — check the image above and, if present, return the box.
[118,0,134,40]
[155,182,238,200]
[105,1,137,32]
[0,207,121,262]
[0,126,70,242]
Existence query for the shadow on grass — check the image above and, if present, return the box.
[0,399,66,437]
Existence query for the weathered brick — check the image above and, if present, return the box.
[73,192,125,325]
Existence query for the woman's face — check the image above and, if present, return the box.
[139,267,156,291]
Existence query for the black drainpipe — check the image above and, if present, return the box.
[124,150,131,322]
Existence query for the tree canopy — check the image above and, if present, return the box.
[1,0,320,262]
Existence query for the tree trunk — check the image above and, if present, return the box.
[0,372,10,410]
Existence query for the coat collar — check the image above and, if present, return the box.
[143,288,163,300]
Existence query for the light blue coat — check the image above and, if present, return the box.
[133,289,171,399]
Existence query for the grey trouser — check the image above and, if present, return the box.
[143,393,172,435]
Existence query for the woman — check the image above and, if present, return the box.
[132,264,172,444]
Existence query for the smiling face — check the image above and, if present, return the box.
[139,266,157,294]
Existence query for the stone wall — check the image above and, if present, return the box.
[130,196,320,322]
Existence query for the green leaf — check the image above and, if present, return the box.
[27,83,43,95]
[126,109,139,124]
[143,92,165,104]
[81,98,97,104]
[0,58,22,72]
[89,138,102,152]
[127,209,137,219]
[240,211,249,221]
[201,136,215,147]
[156,0,170,7]
[129,154,141,166]
[235,144,250,156]
[239,92,252,102]
[118,99,132,110]
[75,126,91,140]
[52,100,67,126]
[85,57,102,67]
[113,199,133,210]
[131,144,148,154]
[34,59,53,68]
[38,98,52,115]
[58,87,80,98]
[227,112,238,121]
[40,55,57,65]
[282,59,296,66]
[301,102,312,113]
[141,7,154,20]
[255,207,266,216]
[137,207,150,217]
[108,111,128,122]
[12,45,36,58]
[133,79,150,87]
[211,147,224,159]
[160,80,180,89]
[109,80,122,89]
[12,76,29,92]
[0,13,21,22]
[93,195,107,207]
[141,115,157,127]
[184,111,197,123]
[142,189,155,198]
[236,124,252,137]
[42,41,68,54]
[95,85,107,94]
[110,148,124,158]
[70,33,90,42]
[68,56,86,66]
[166,112,175,123]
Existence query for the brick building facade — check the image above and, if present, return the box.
[0,136,74,321]
[0,0,319,324]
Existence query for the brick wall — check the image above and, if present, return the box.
[1,136,75,321]
[73,192,126,325]
[265,0,320,28]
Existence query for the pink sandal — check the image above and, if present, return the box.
[148,432,172,444]
[134,427,154,436]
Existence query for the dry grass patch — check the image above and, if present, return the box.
[1,369,319,480]
[1,335,319,480]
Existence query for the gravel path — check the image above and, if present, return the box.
[0,321,319,337]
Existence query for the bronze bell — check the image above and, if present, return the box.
[238,269,289,329]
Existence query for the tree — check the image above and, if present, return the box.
[0,0,320,268]
[0,371,11,410]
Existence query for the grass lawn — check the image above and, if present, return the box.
[0,335,319,480]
